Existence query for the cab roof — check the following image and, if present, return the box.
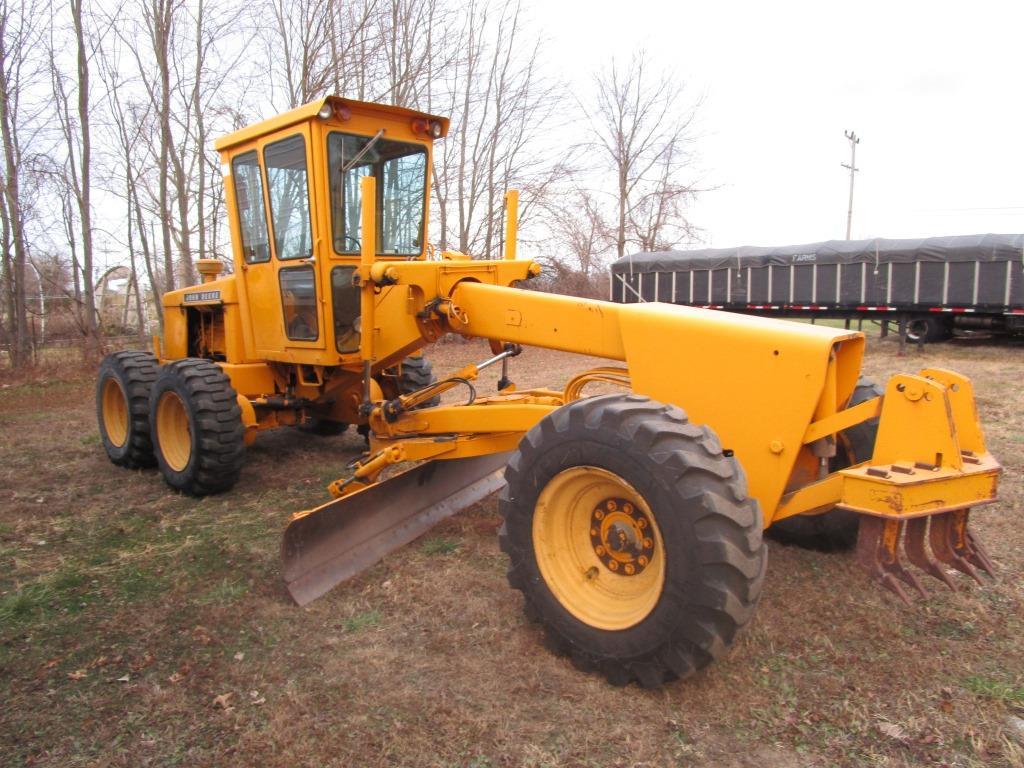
[213,96,450,152]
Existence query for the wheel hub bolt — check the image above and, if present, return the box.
[589,497,656,576]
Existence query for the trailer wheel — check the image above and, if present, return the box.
[768,376,882,550]
[96,350,159,468]
[149,359,245,496]
[907,315,953,343]
[499,394,766,688]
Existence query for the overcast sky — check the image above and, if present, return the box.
[536,0,1024,249]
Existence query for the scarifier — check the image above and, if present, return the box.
[96,98,1002,687]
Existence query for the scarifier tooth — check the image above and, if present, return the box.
[880,519,928,600]
[904,516,957,592]
[947,509,996,579]
[856,516,916,606]
[965,529,996,577]
[929,512,983,585]
[884,575,914,606]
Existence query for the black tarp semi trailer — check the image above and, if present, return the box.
[610,234,1024,342]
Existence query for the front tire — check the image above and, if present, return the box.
[397,355,440,407]
[149,359,245,496]
[499,394,766,688]
[96,351,159,468]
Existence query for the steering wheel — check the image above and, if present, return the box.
[340,235,361,253]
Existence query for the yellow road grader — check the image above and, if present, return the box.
[96,97,1001,687]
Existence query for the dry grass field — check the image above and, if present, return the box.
[1,330,1022,767]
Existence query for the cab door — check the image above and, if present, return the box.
[231,127,326,359]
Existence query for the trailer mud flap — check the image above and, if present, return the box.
[282,452,513,606]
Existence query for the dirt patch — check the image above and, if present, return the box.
[1,333,1022,767]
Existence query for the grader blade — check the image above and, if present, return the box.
[857,510,995,602]
[282,452,512,606]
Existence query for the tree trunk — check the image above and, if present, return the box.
[71,0,101,359]
[154,0,175,295]
[0,22,30,367]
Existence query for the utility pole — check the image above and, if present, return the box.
[842,130,860,240]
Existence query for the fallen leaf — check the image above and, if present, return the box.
[67,669,87,680]
[167,672,184,685]
[212,692,233,709]
[1006,715,1024,745]
[192,626,214,645]
[877,721,909,742]
[233,652,245,662]
[116,674,130,683]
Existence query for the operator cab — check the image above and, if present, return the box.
[215,97,448,362]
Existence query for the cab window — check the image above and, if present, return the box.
[264,135,313,260]
[327,132,427,256]
[331,266,360,353]
[279,266,318,341]
[231,151,270,264]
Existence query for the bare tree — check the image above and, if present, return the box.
[106,0,248,301]
[49,0,104,356]
[588,51,700,259]
[0,0,47,367]
[174,0,244,269]
[628,141,701,252]
[120,0,172,293]
[96,22,163,327]
[261,0,334,110]
[432,0,560,257]
[378,0,446,107]
[545,188,611,278]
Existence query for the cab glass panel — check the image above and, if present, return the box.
[264,135,314,261]
[327,132,427,256]
[231,151,270,264]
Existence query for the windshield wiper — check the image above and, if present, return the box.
[341,130,385,174]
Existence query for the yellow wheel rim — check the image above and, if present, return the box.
[101,377,129,448]
[156,391,192,472]
[532,466,666,630]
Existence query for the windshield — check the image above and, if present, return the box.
[327,132,427,256]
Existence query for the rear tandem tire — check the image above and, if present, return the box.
[96,350,159,468]
[299,417,348,436]
[767,376,883,551]
[149,358,246,496]
[499,393,766,688]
